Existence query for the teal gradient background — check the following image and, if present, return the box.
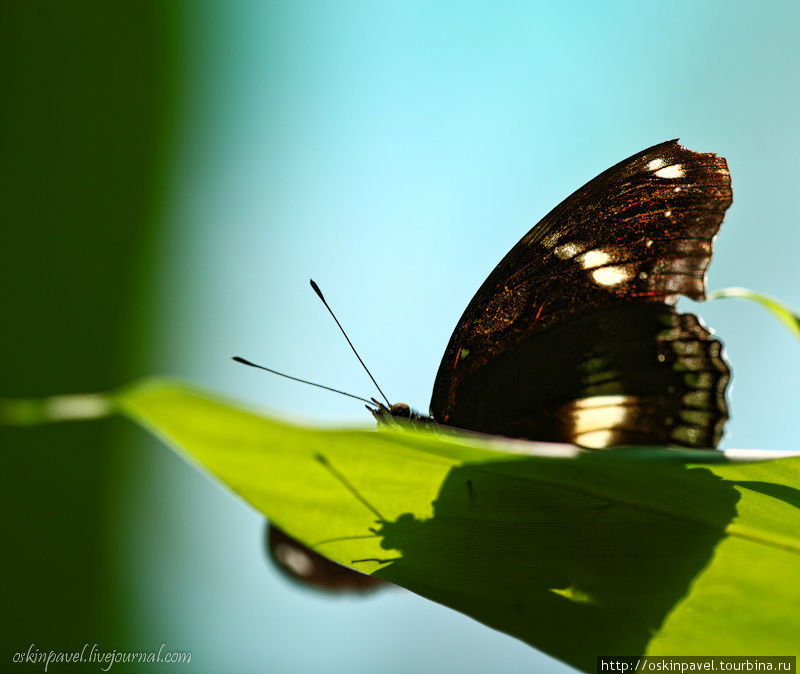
[4,2,799,673]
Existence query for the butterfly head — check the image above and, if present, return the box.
[369,400,436,427]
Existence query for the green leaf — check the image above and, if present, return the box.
[103,378,800,672]
[710,286,800,339]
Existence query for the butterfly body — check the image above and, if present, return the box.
[370,402,435,426]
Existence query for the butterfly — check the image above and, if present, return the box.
[264,139,733,590]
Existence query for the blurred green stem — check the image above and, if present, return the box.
[709,287,800,340]
[0,393,112,426]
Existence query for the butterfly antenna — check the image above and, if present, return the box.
[309,279,391,407]
[232,357,375,405]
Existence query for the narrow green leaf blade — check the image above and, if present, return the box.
[709,286,800,339]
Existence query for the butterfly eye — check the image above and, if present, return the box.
[389,403,411,418]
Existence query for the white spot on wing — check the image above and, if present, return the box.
[555,242,582,259]
[592,266,633,286]
[664,209,672,217]
[573,394,633,409]
[574,430,615,449]
[568,395,636,448]
[275,544,315,577]
[647,158,667,171]
[578,249,611,269]
[655,164,685,179]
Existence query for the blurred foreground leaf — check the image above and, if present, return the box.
[82,379,800,671]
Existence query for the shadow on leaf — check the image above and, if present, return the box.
[354,452,741,673]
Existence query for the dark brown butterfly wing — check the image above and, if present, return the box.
[430,140,732,448]
[266,524,384,592]
[435,302,730,448]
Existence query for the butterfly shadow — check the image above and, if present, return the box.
[360,451,742,673]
